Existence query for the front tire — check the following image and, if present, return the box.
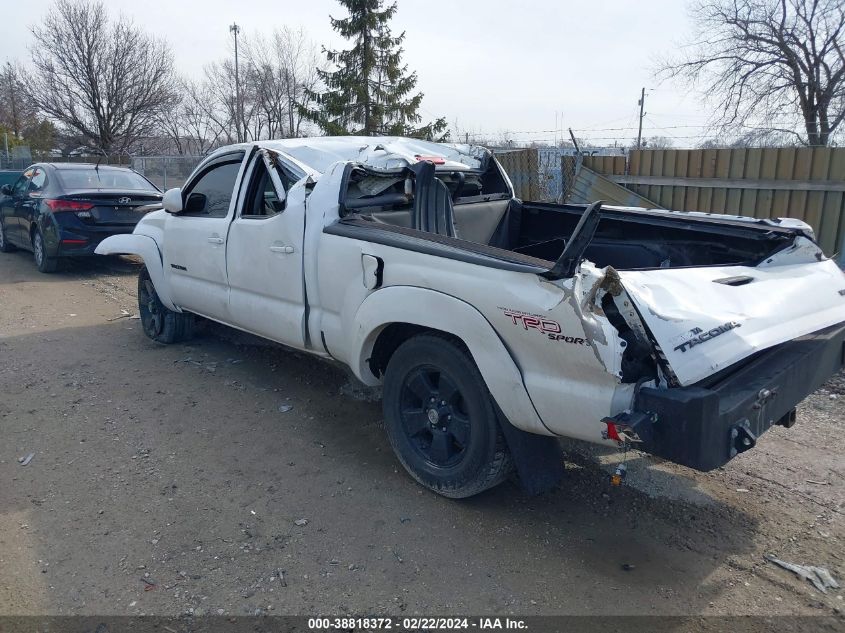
[0,219,15,252]
[33,228,59,273]
[137,266,194,344]
[383,333,512,498]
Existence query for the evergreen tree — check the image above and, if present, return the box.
[303,0,447,139]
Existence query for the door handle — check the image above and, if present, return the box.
[269,245,295,254]
[207,236,224,244]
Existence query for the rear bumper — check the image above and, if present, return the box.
[54,225,136,257]
[628,322,845,471]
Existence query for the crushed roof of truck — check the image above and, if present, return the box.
[231,136,488,176]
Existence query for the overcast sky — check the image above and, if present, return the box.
[2,0,715,146]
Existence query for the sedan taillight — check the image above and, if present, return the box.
[44,199,95,213]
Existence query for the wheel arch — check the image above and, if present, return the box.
[95,234,177,311]
[349,286,552,436]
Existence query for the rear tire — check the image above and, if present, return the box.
[382,333,512,498]
[33,228,59,273]
[0,219,15,252]
[137,266,194,344]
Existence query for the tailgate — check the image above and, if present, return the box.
[618,258,845,385]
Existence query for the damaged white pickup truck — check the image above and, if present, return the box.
[97,137,845,498]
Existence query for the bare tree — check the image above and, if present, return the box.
[0,62,39,140]
[1,62,57,158]
[155,25,322,152]
[640,135,675,149]
[156,81,223,156]
[241,27,322,139]
[659,0,845,146]
[158,73,244,156]
[204,60,250,141]
[27,0,179,154]
[273,27,323,137]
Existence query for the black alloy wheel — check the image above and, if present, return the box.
[399,366,471,468]
[383,333,512,498]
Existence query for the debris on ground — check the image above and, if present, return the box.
[764,554,840,593]
[18,453,35,466]
[278,404,293,413]
[294,518,308,526]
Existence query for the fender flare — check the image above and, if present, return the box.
[349,286,553,436]
[95,234,177,311]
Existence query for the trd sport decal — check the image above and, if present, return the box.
[500,308,587,345]
[673,321,741,353]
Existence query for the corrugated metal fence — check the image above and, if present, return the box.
[585,148,845,256]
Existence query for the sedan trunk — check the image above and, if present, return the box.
[61,189,162,225]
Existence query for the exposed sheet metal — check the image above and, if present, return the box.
[619,257,845,385]
[566,163,659,209]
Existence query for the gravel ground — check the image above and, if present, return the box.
[0,250,842,623]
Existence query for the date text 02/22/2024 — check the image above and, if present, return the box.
[306,616,528,630]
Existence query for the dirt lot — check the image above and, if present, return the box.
[0,250,843,621]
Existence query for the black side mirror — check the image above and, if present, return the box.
[184,192,207,214]
[0,184,11,195]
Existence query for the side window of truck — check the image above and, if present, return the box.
[29,168,47,193]
[241,161,284,218]
[182,160,242,218]
[12,169,33,197]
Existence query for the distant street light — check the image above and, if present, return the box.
[230,23,242,143]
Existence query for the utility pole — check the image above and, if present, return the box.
[636,87,646,150]
[230,23,242,143]
[6,63,19,139]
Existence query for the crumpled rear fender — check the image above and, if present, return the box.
[95,234,177,311]
[350,286,552,436]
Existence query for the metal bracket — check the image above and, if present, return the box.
[729,421,757,457]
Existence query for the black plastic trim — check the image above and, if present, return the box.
[629,322,845,471]
[522,201,807,239]
[323,218,549,273]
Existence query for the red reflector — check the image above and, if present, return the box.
[603,420,622,442]
[61,239,88,244]
[45,199,94,212]
[414,155,446,165]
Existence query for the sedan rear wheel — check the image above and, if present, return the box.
[32,229,59,273]
[0,219,15,253]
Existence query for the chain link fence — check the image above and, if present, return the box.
[493,147,624,202]
[0,149,204,191]
[129,156,204,190]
